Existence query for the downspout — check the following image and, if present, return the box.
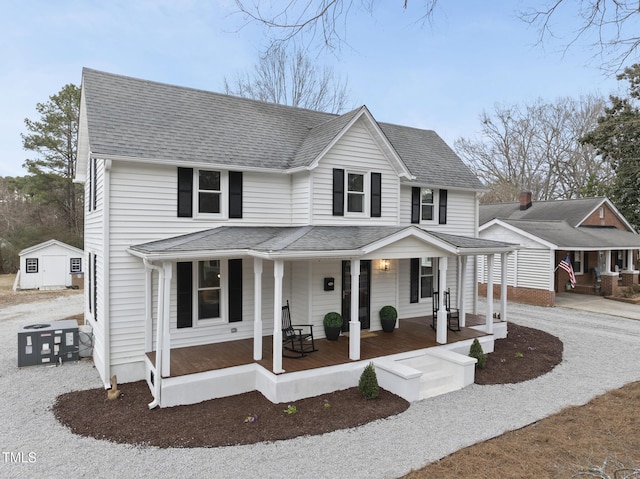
[144,258,165,409]
[103,159,112,388]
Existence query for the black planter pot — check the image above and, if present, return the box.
[381,318,396,333]
[324,325,342,340]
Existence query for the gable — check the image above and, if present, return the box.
[579,200,635,232]
[480,222,553,249]
[361,236,448,259]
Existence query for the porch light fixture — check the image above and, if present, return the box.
[379,259,390,272]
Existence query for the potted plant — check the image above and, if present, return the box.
[379,305,397,332]
[323,312,343,340]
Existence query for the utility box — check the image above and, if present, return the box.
[71,272,84,289]
[18,320,79,367]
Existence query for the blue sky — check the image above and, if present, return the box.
[0,0,634,177]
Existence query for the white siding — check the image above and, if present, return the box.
[291,172,310,225]
[312,119,400,225]
[399,186,476,235]
[517,249,553,290]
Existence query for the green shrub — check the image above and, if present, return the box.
[323,312,343,327]
[469,338,487,369]
[358,362,379,400]
[379,305,398,321]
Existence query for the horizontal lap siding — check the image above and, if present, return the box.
[108,163,293,366]
[517,249,553,290]
[312,120,400,225]
[291,172,310,225]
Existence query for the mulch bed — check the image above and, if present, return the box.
[52,323,563,448]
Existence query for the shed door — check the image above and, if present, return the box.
[42,255,66,287]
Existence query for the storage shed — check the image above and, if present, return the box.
[16,240,84,290]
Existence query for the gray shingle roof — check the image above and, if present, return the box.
[479,197,607,227]
[129,226,515,258]
[81,68,483,190]
[500,219,640,249]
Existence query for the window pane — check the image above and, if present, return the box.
[420,276,433,298]
[420,258,432,275]
[199,260,220,288]
[348,173,364,192]
[421,189,433,204]
[199,170,220,191]
[421,205,433,221]
[199,192,220,213]
[198,289,220,319]
[347,193,364,212]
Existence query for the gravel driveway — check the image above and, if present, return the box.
[1,295,640,479]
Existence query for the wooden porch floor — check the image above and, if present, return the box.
[148,314,495,378]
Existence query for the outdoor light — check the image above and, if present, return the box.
[379,259,390,272]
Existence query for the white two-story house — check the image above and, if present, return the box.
[76,68,515,408]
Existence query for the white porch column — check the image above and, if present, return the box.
[605,250,612,272]
[349,259,361,360]
[486,254,494,334]
[460,255,468,327]
[627,249,634,271]
[161,262,172,376]
[500,252,508,323]
[437,256,448,344]
[144,267,153,352]
[253,258,263,361]
[272,260,284,373]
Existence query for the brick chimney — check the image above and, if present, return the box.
[519,191,532,210]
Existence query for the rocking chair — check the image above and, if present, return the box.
[282,300,317,358]
[431,288,461,332]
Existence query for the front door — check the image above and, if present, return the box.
[341,260,371,331]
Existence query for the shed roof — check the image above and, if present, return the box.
[128,226,516,260]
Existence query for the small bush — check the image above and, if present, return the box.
[469,338,487,369]
[358,362,379,400]
[620,284,640,298]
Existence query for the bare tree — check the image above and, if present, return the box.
[522,1,640,71]
[235,1,640,69]
[224,44,350,113]
[455,95,612,203]
[234,0,438,51]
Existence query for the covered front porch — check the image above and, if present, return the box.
[145,314,505,407]
[129,225,516,407]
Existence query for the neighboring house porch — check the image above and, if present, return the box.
[129,225,515,407]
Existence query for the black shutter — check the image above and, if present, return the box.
[438,189,448,225]
[177,262,193,328]
[332,168,344,216]
[411,187,420,224]
[371,172,381,218]
[93,254,98,321]
[229,171,243,219]
[88,253,92,314]
[410,258,419,303]
[177,167,193,218]
[228,259,243,323]
[91,158,97,211]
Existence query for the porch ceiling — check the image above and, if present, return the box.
[128,225,517,261]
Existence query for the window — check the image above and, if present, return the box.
[347,173,365,213]
[177,259,243,327]
[411,187,447,224]
[421,188,435,221]
[571,251,584,274]
[198,260,221,320]
[70,258,82,273]
[420,258,434,298]
[177,168,242,218]
[410,257,436,303]
[198,170,221,214]
[26,258,38,273]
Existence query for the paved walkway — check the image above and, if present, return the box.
[554,292,640,320]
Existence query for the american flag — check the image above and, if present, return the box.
[558,254,576,288]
